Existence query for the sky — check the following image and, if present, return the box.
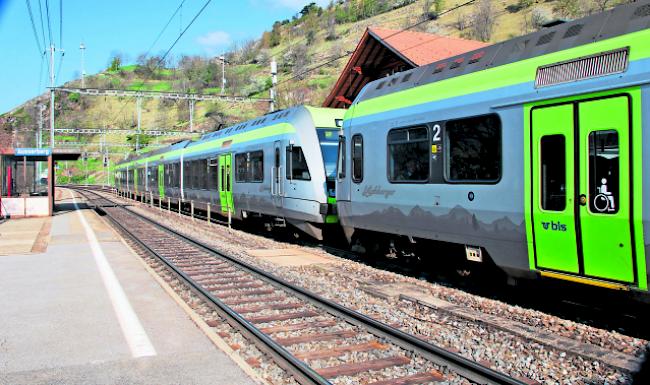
[0,0,330,114]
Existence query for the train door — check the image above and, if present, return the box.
[530,95,635,283]
[133,168,138,194]
[218,153,233,214]
[158,164,165,199]
[272,141,283,208]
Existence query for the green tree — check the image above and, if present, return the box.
[269,21,282,47]
[109,56,121,72]
[556,0,582,18]
[435,0,445,14]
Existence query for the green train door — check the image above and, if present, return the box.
[218,154,233,214]
[133,168,138,194]
[530,95,635,283]
[158,164,165,199]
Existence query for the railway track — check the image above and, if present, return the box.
[73,187,525,385]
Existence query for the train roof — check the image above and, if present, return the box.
[116,105,343,167]
[355,1,650,103]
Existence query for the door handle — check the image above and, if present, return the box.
[579,194,587,206]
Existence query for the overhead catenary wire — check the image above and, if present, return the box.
[103,0,206,143]
[37,0,47,51]
[45,0,53,47]
[380,0,477,41]
[157,0,212,67]
[261,0,476,69]
[273,0,479,88]
[25,0,43,55]
[144,0,187,58]
[59,0,63,48]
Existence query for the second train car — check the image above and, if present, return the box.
[114,105,344,240]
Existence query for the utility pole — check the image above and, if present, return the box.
[80,42,86,88]
[38,104,46,148]
[220,54,226,95]
[103,129,108,187]
[270,58,277,112]
[49,44,56,149]
[136,97,142,152]
[189,99,194,132]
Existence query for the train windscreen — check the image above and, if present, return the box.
[317,129,339,181]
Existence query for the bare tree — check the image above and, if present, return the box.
[556,0,587,18]
[285,43,310,80]
[415,0,434,31]
[278,83,306,109]
[326,16,337,41]
[470,0,496,42]
[523,6,551,32]
[455,12,468,31]
[531,7,550,29]
[593,0,612,12]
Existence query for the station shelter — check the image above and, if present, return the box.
[0,147,80,218]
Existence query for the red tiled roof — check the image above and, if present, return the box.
[323,28,487,108]
[369,27,488,66]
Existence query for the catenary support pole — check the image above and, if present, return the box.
[270,58,277,112]
[50,45,56,149]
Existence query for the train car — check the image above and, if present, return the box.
[114,105,344,240]
[337,1,650,294]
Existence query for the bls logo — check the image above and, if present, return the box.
[541,221,567,232]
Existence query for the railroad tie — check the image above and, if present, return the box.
[316,356,411,378]
[275,330,357,346]
[366,370,446,385]
[294,341,388,361]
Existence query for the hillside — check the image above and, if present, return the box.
[0,0,626,183]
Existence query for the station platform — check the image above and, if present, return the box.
[0,190,256,385]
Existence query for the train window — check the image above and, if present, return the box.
[250,151,264,182]
[317,129,339,180]
[189,161,195,189]
[540,135,566,211]
[351,134,363,183]
[150,167,158,187]
[207,158,219,190]
[235,153,247,182]
[174,162,180,188]
[193,160,203,189]
[234,151,264,182]
[589,130,619,214]
[387,126,429,183]
[337,136,346,179]
[183,161,191,189]
[445,114,501,183]
[287,146,311,181]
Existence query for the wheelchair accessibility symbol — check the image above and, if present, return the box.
[594,178,616,213]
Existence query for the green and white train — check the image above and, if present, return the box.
[114,106,344,240]
[116,1,650,294]
[336,1,650,294]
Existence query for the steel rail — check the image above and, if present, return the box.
[83,198,330,385]
[74,187,525,385]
